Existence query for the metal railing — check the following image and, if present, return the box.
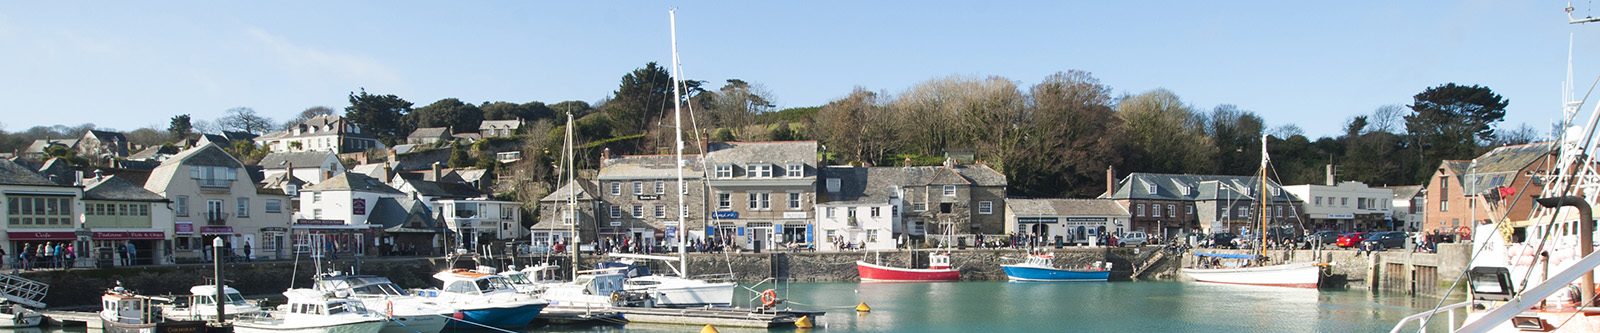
[1388,300,1472,333]
[0,273,49,308]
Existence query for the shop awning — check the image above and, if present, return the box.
[7,231,76,241]
[92,231,165,240]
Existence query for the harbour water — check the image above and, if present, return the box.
[5,281,1455,333]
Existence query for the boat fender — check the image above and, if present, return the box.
[700,324,720,333]
[610,291,625,306]
[759,289,779,308]
[855,302,871,313]
[385,300,394,318]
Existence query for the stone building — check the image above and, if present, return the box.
[534,178,601,250]
[1105,170,1300,239]
[597,154,706,249]
[702,141,817,251]
[256,115,384,154]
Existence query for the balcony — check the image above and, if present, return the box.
[205,212,230,225]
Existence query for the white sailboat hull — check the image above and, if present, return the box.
[235,319,385,333]
[1181,262,1321,288]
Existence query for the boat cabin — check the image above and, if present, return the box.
[315,275,409,298]
[102,288,164,324]
[930,253,952,269]
[279,289,369,319]
[576,271,627,295]
[432,269,518,296]
[163,285,259,321]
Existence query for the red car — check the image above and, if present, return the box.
[1335,232,1368,248]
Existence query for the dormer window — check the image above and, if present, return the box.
[1145,183,1158,194]
[750,164,773,178]
[942,185,957,196]
[715,165,733,178]
[786,164,803,177]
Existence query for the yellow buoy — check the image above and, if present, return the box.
[795,315,815,328]
[856,302,872,312]
[700,324,720,333]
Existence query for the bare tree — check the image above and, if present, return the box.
[1368,104,1405,134]
[283,106,335,128]
[1495,123,1543,146]
[219,107,276,135]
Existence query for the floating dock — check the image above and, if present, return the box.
[535,306,625,325]
[39,310,102,329]
[605,306,823,328]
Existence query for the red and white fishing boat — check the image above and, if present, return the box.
[856,252,961,282]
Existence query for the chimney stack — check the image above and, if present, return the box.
[387,148,397,164]
[700,132,711,155]
[1325,164,1335,186]
[431,162,442,181]
[1106,166,1116,197]
[601,148,611,167]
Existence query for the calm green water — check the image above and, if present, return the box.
[10,281,1455,333]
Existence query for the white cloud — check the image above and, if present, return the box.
[245,27,401,86]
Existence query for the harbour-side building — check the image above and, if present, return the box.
[144,144,294,261]
[0,159,83,265]
[702,141,817,251]
[1004,198,1129,246]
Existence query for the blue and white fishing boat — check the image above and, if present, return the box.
[1000,253,1111,282]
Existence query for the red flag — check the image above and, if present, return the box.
[1498,186,1515,201]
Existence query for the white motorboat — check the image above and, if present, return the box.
[541,268,631,308]
[0,301,43,328]
[498,263,562,295]
[232,289,384,333]
[161,285,262,322]
[314,274,451,333]
[607,254,738,307]
[416,269,548,329]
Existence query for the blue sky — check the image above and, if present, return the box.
[0,1,1592,137]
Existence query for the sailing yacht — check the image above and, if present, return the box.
[1179,136,1321,288]
[599,8,740,308]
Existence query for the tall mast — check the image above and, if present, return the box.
[565,111,578,280]
[669,9,688,276]
[1259,134,1269,258]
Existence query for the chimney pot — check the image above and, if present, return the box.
[1106,166,1116,197]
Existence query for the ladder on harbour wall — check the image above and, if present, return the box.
[0,273,48,308]
[1130,249,1168,280]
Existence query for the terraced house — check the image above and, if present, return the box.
[0,159,83,266]
[597,153,706,249]
[81,173,172,266]
[144,144,294,261]
[1423,142,1553,235]
[1105,171,1301,240]
[703,141,817,251]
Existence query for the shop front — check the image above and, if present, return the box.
[6,230,79,269]
[89,230,164,266]
[291,219,371,258]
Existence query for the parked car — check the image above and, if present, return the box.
[1120,232,1149,247]
[1335,232,1368,248]
[1304,231,1339,247]
[1361,231,1409,250]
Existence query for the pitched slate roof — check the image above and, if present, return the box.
[408,127,450,140]
[222,131,258,142]
[1382,185,1424,200]
[0,159,59,186]
[598,155,704,180]
[144,144,244,192]
[1008,198,1129,217]
[349,163,389,181]
[128,145,178,161]
[25,139,77,154]
[37,158,77,185]
[1106,172,1296,202]
[455,168,488,183]
[480,120,522,129]
[259,151,336,169]
[397,175,484,199]
[84,175,166,201]
[305,172,403,194]
[260,172,307,190]
[816,166,899,205]
[704,141,818,166]
[540,179,600,202]
[86,130,127,143]
[1459,142,1554,195]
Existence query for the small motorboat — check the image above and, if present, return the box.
[542,268,632,308]
[856,252,961,282]
[232,289,385,333]
[1000,253,1111,282]
[100,285,210,333]
[314,274,452,333]
[417,269,548,329]
[0,301,43,329]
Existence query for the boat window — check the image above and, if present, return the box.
[627,280,660,286]
[224,292,247,305]
[326,303,348,315]
[195,295,214,305]
[446,281,478,294]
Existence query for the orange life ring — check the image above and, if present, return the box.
[385,300,394,317]
[1458,226,1472,239]
[759,289,779,308]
